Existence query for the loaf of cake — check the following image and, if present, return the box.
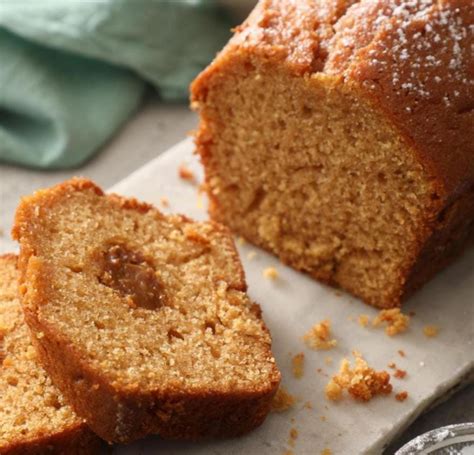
[0,255,103,455]
[191,0,474,308]
[13,178,280,444]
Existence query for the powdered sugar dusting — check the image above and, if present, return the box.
[326,0,472,109]
[380,1,466,102]
[398,423,474,454]
[434,428,454,442]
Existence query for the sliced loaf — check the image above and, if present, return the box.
[0,254,103,455]
[13,178,280,443]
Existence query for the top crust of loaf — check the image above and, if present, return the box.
[192,0,474,198]
[0,255,102,455]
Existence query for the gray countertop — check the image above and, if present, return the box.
[0,96,472,454]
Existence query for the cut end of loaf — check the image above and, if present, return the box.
[191,0,474,308]
[193,57,435,308]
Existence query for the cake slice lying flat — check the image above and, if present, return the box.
[13,178,280,444]
[0,255,103,454]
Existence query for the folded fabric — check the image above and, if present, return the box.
[0,0,233,169]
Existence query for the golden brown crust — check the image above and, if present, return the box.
[401,185,474,300]
[12,178,103,283]
[194,0,473,194]
[28,323,276,443]
[0,256,104,455]
[326,0,474,196]
[3,427,106,455]
[0,253,18,262]
[21,257,276,443]
[13,178,280,443]
[191,0,474,308]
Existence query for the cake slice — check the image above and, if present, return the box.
[191,0,474,308]
[0,254,103,454]
[13,178,280,444]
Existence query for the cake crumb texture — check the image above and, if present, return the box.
[263,266,279,279]
[358,314,370,327]
[12,178,280,443]
[394,369,407,379]
[178,163,196,182]
[291,353,305,379]
[395,391,409,402]
[326,352,393,402]
[304,320,337,350]
[271,386,296,412]
[373,308,410,336]
[423,324,440,337]
[0,255,103,454]
[247,251,257,260]
[288,427,298,447]
[191,0,474,309]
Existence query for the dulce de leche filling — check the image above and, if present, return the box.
[99,244,166,310]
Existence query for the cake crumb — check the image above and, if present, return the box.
[321,449,332,455]
[325,379,343,401]
[326,353,392,402]
[160,196,169,208]
[324,356,333,366]
[394,369,407,379]
[373,308,410,336]
[398,349,406,357]
[304,320,337,350]
[423,325,439,337]
[184,226,210,245]
[358,314,370,327]
[395,391,408,402]
[263,267,278,280]
[288,427,298,447]
[320,415,327,422]
[303,401,313,409]
[292,352,305,379]
[247,251,257,260]
[2,356,13,367]
[25,345,37,361]
[271,386,296,412]
[388,362,396,369]
[178,164,196,183]
[0,323,9,338]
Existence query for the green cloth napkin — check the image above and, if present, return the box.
[0,0,232,169]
